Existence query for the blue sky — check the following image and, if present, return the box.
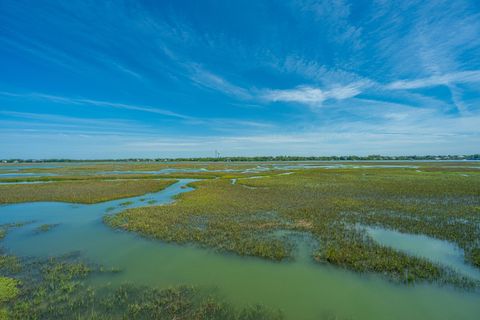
[1,0,480,158]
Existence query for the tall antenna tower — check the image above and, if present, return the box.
[215,150,220,158]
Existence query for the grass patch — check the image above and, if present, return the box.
[0,180,177,204]
[0,277,19,303]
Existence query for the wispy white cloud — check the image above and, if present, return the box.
[387,70,480,90]
[0,111,140,127]
[0,35,84,75]
[0,91,274,133]
[4,113,478,159]
[262,86,325,104]
[0,91,192,119]
[370,1,480,77]
[259,68,480,109]
[0,111,164,138]
[369,1,480,115]
[279,55,367,86]
[261,82,369,106]
[294,0,363,49]
[1,0,479,158]
[186,64,252,99]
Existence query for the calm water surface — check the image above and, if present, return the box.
[364,226,480,280]
[0,180,479,320]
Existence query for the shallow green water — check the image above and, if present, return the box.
[0,180,479,319]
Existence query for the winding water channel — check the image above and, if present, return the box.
[0,179,479,319]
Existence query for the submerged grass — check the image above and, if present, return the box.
[106,165,480,287]
[0,220,283,319]
[0,251,284,320]
[33,224,59,234]
[0,179,177,204]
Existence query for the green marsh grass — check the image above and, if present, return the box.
[0,277,19,303]
[106,165,480,287]
[0,179,177,204]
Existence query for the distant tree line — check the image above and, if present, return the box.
[2,154,480,163]
[168,154,480,162]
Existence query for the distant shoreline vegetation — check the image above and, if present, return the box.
[2,154,480,163]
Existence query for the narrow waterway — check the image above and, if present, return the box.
[363,225,480,280]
